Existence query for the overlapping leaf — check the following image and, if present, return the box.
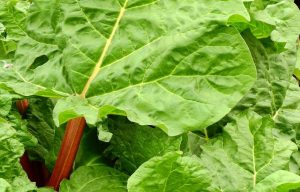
[0,117,36,192]
[0,0,257,135]
[127,152,211,192]
[235,31,294,115]
[274,78,300,144]
[105,116,182,174]
[60,164,128,192]
[200,111,297,191]
[249,0,300,50]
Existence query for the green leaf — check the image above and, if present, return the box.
[249,0,300,49]
[253,170,300,192]
[0,89,12,116]
[235,30,295,115]
[181,132,207,156]
[53,96,99,126]
[0,178,10,192]
[289,151,300,175]
[274,78,300,145]
[0,0,256,136]
[96,119,112,142]
[105,116,182,174]
[6,110,38,148]
[25,97,56,159]
[200,111,297,191]
[127,151,211,192]
[75,127,108,169]
[0,0,31,41]
[0,118,36,192]
[60,164,128,192]
[294,43,300,74]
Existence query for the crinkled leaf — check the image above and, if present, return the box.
[0,0,31,41]
[0,118,36,192]
[105,116,182,174]
[44,124,65,171]
[235,30,295,115]
[127,151,211,192]
[249,0,300,49]
[200,111,297,191]
[0,0,256,136]
[24,97,56,160]
[60,164,128,192]
[0,89,12,116]
[274,78,300,145]
[289,151,300,175]
[7,111,38,148]
[253,170,300,192]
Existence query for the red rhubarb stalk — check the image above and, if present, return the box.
[47,117,86,190]
[17,99,50,186]
[16,99,29,116]
[16,100,36,180]
[20,151,37,182]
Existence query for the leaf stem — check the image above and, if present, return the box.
[47,117,86,190]
[16,99,29,116]
[204,128,209,141]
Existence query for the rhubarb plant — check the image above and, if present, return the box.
[0,0,300,191]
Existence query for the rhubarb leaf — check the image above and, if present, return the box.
[0,89,12,116]
[105,116,182,174]
[25,97,56,160]
[127,151,211,192]
[235,30,296,116]
[0,0,31,41]
[0,117,36,192]
[274,78,300,145]
[75,127,108,168]
[253,170,300,192]
[0,178,10,192]
[0,0,256,136]
[249,0,300,49]
[200,111,297,191]
[59,164,128,192]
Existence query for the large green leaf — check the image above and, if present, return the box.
[200,111,297,191]
[59,164,128,192]
[105,116,182,174]
[127,151,211,192]
[0,0,256,135]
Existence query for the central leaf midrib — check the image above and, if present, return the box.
[80,0,129,98]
